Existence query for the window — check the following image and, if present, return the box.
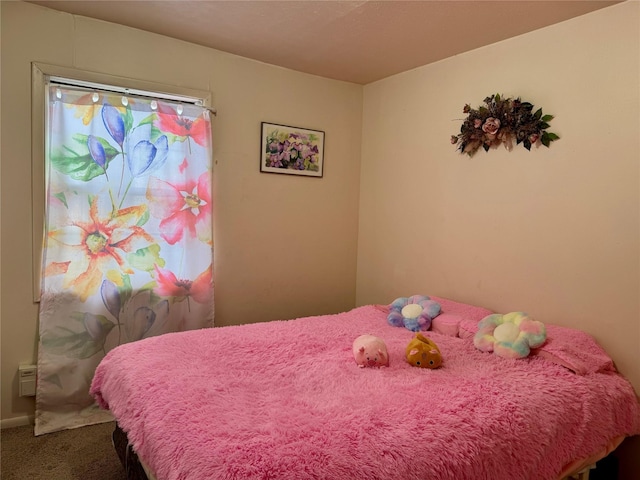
[31,62,214,301]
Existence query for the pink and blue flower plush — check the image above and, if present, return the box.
[474,312,546,359]
[387,295,441,332]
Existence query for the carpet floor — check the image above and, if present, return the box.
[1,421,124,479]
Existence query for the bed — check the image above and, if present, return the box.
[90,296,640,480]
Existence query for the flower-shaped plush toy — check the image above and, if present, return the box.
[387,295,441,332]
[474,312,546,359]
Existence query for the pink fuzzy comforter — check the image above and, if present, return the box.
[91,298,640,480]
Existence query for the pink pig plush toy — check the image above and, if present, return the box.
[353,334,389,368]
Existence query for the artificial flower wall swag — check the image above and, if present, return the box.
[451,94,559,157]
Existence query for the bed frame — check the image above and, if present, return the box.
[112,423,149,480]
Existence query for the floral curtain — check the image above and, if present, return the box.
[35,85,214,435]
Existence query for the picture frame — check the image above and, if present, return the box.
[260,122,325,177]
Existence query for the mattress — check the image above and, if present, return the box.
[92,297,640,480]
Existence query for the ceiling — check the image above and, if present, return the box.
[26,0,621,84]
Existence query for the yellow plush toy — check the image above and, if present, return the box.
[406,333,442,369]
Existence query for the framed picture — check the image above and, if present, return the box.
[260,122,325,177]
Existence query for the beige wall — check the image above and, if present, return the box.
[358,1,639,472]
[359,0,639,391]
[0,1,362,423]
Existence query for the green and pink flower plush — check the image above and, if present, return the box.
[474,312,546,359]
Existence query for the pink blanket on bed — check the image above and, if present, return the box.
[91,298,640,480]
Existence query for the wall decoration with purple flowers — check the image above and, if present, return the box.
[260,122,324,177]
[35,85,214,435]
[451,94,559,157]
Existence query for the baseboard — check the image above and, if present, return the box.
[1,415,34,429]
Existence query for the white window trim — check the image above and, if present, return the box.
[31,62,214,302]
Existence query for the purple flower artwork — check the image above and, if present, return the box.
[260,122,325,177]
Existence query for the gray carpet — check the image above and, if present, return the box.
[1,421,125,480]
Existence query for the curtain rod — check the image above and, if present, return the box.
[48,76,217,116]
